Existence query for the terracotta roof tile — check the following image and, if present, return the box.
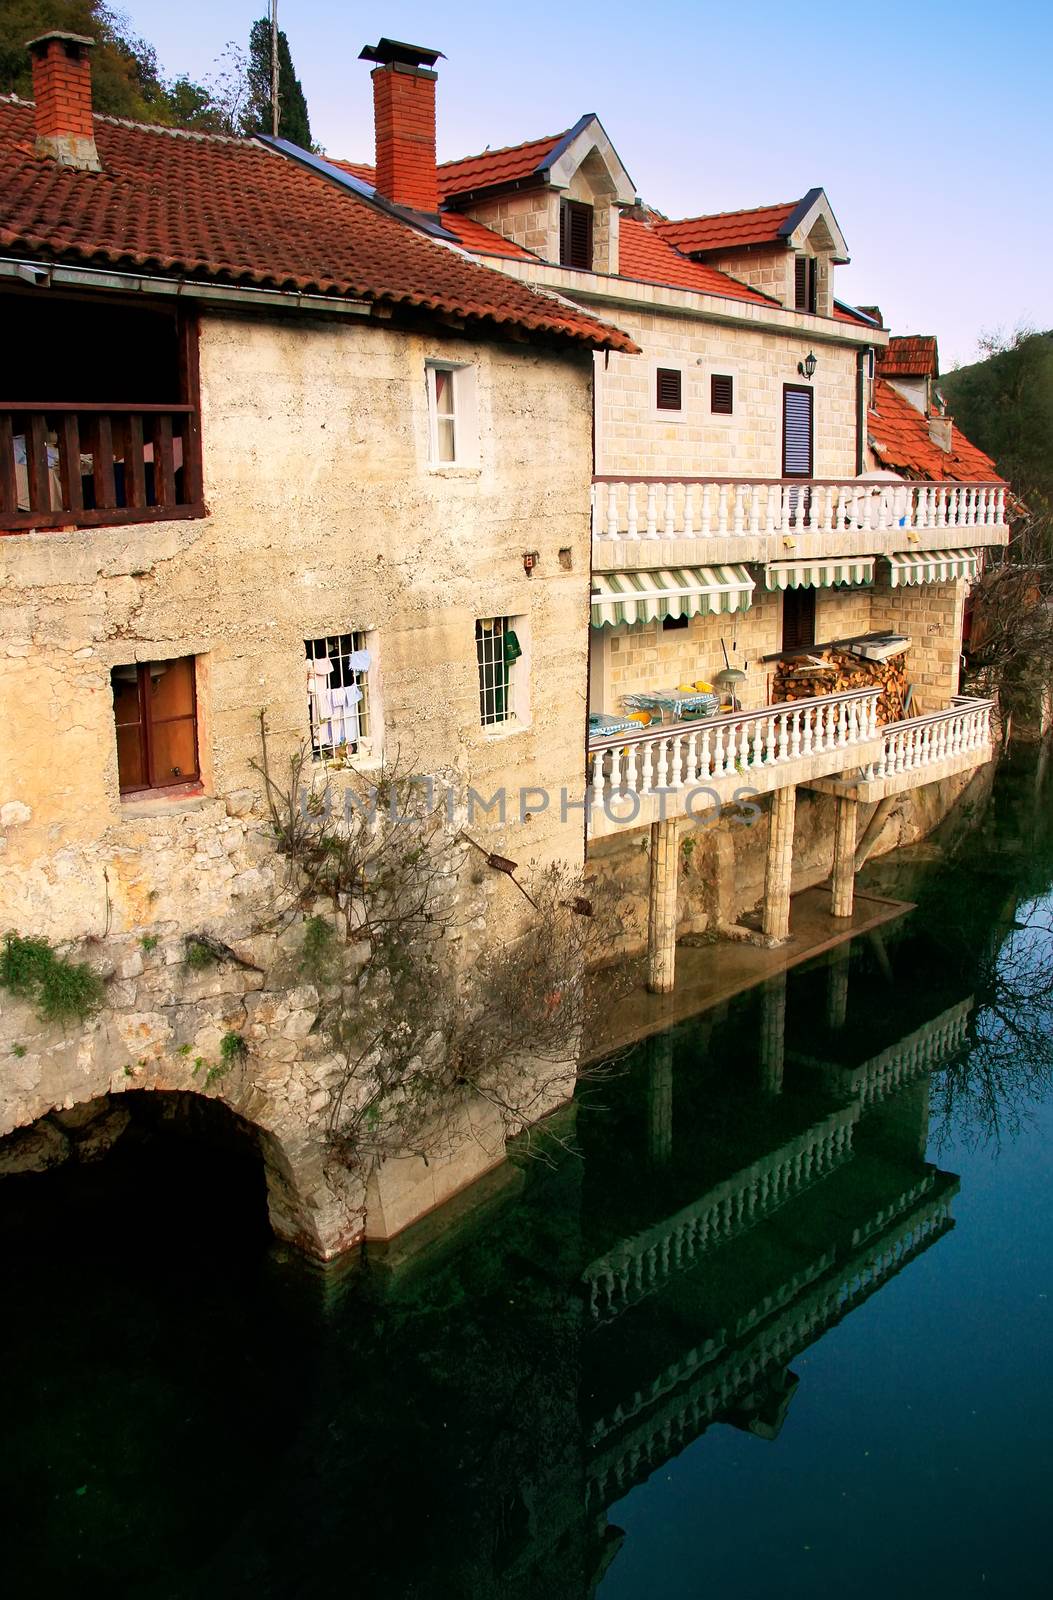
[655,201,798,254]
[617,217,778,305]
[876,334,939,379]
[0,98,636,353]
[435,211,537,261]
[869,379,1002,483]
[834,301,880,327]
[437,132,567,199]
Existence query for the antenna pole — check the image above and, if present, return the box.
[270,1,279,138]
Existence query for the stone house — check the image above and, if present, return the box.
[334,38,1009,988]
[0,32,636,1254]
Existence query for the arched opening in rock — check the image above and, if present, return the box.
[0,1090,285,1258]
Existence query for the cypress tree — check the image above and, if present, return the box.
[243,15,313,149]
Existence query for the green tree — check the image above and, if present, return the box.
[0,0,171,121]
[241,15,312,149]
[941,327,1053,543]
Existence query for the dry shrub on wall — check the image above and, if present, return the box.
[252,716,627,1174]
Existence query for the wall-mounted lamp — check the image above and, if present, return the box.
[522,550,539,576]
[797,351,818,381]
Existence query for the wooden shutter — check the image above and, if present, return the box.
[711,374,734,414]
[782,587,816,652]
[656,368,682,410]
[794,255,817,312]
[560,200,593,269]
[112,657,199,793]
[782,384,813,477]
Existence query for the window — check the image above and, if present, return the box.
[794,255,817,313]
[711,373,734,415]
[782,384,814,478]
[559,199,594,270]
[112,656,199,795]
[476,616,522,727]
[656,368,683,411]
[426,362,476,467]
[782,587,816,652]
[305,634,372,759]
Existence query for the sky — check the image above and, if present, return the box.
[123,0,1053,367]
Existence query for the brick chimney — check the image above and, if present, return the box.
[359,38,443,214]
[27,31,100,171]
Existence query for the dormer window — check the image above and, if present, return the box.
[795,255,818,313]
[559,199,594,270]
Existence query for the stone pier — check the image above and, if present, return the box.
[762,786,797,943]
[831,794,859,918]
[647,818,680,993]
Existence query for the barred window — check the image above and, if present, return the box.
[476,616,521,727]
[305,633,372,759]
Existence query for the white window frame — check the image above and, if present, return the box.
[304,630,380,763]
[426,360,479,469]
[475,613,530,733]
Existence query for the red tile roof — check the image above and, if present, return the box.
[869,379,1002,483]
[876,334,939,379]
[0,98,636,353]
[655,202,798,254]
[435,211,537,261]
[617,217,778,305]
[437,132,567,199]
[834,301,880,327]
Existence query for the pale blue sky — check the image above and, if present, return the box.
[123,0,1051,366]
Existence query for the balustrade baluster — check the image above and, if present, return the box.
[802,704,815,756]
[606,483,619,539]
[701,483,712,536]
[683,484,695,537]
[700,725,713,779]
[664,484,676,538]
[733,483,745,535]
[717,483,728,535]
[790,708,802,759]
[765,483,776,535]
[646,484,658,539]
[749,484,761,534]
[627,484,639,539]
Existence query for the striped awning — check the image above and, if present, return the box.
[764,557,874,590]
[590,565,754,628]
[888,549,982,587]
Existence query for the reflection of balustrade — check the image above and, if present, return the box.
[584,1105,859,1323]
[797,999,973,1107]
[586,1179,956,1509]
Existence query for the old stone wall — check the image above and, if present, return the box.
[0,304,597,1254]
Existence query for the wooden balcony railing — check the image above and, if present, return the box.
[587,687,880,813]
[592,475,1007,542]
[0,403,204,533]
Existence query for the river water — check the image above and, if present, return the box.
[2,748,1051,1598]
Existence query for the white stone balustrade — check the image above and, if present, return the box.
[591,476,1007,542]
[588,688,880,819]
[862,697,994,781]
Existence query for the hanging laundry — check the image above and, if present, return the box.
[328,684,361,747]
[346,649,371,673]
[306,655,334,729]
[503,629,523,667]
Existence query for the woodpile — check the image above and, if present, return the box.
[773,649,909,725]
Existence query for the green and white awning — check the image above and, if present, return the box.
[590,565,754,628]
[888,548,982,587]
[764,557,874,590]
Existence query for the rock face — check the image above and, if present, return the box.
[0,1119,69,1176]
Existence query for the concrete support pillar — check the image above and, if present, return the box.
[762,785,797,944]
[825,939,851,1032]
[647,1032,674,1167]
[831,794,859,918]
[647,818,680,993]
[759,973,787,1095]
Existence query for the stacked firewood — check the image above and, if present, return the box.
[773,649,909,725]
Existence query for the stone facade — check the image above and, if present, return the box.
[0,302,597,1255]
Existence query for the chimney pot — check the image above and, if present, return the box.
[27,31,100,171]
[361,37,442,215]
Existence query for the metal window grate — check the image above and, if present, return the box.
[305,633,371,759]
[476,617,514,727]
